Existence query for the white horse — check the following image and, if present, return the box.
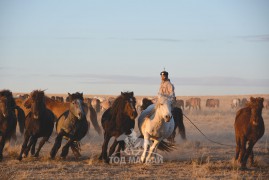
[138,95,175,163]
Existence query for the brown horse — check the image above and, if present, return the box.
[50,92,88,159]
[140,97,186,142]
[91,98,101,114]
[0,90,25,161]
[99,92,138,163]
[185,98,201,110]
[234,97,264,169]
[45,97,69,119]
[206,98,220,108]
[18,90,55,161]
[100,99,112,112]
[45,96,101,135]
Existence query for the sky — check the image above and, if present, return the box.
[0,0,269,96]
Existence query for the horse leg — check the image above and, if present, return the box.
[235,137,241,161]
[242,141,255,168]
[0,134,6,161]
[17,132,30,161]
[50,130,65,159]
[141,133,150,163]
[145,139,160,163]
[99,133,111,163]
[115,141,125,158]
[70,142,81,158]
[238,137,247,168]
[24,136,38,157]
[108,139,119,157]
[60,139,73,159]
[249,150,254,166]
[30,138,38,156]
[34,136,49,157]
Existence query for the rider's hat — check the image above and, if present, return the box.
[160,70,168,76]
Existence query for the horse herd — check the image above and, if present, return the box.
[0,89,266,169]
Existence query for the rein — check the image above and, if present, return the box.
[183,113,235,147]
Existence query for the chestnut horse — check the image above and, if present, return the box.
[140,97,186,142]
[99,92,138,163]
[50,92,88,159]
[18,90,55,161]
[0,90,25,161]
[234,97,264,169]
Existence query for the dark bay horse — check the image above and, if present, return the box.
[140,97,186,142]
[99,92,138,163]
[234,97,265,169]
[50,92,88,159]
[17,90,55,161]
[0,90,25,161]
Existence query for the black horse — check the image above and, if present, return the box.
[99,92,138,163]
[50,92,88,159]
[0,90,25,161]
[140,97,186,142]
[17,90,55,161]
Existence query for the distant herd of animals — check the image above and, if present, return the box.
[0,89,268,169]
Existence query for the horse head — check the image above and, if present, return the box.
[68,92,86,120]
[156,95,173,122]
[247,97,264,125]
[121,91,138,120]
[0,90,15,118]
[25,90,46,119]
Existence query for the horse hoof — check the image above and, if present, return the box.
[103,158,110,164]
[50,151,56,159]
[17,156,22,161]
[60,156,66,160]
[34,154,39,158]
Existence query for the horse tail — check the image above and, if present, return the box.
[172,107,186,140]
[14,105,26,134]
[157,140,175,152]
[138,135,175,152]
[88,106,102,135]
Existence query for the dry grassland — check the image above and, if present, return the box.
[1,94,269,179]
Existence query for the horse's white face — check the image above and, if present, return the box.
[156,96,172,122]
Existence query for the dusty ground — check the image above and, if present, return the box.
[1,94,269,179]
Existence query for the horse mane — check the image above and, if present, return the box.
[24,90,45,109]
[0,89,16,108]
[68,92,84,101]
[146,96,171,119]
[110,91,135,122]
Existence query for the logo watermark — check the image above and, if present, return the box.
[109,129,163,164]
